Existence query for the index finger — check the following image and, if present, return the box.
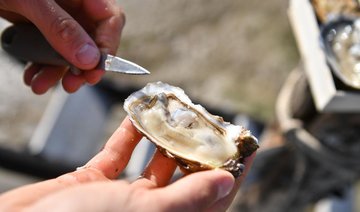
[6,0,100,70]
[84,116,143,179]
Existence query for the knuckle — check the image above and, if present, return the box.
[50,17,81,44]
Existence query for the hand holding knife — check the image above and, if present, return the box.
[1,24,150,75]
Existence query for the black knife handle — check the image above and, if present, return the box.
[1,24,69,66]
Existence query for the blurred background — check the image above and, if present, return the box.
[0,0,301,210]
[116,0,298,121]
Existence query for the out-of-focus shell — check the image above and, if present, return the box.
[321,17,360,89]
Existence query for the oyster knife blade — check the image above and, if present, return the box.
[100,54,150,75]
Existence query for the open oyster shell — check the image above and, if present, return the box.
[124,82,258,177]
[321,17,360,89]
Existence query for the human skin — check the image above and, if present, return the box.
[0,117,255,212]
[0,0,125,94]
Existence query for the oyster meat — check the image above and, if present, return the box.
[124,82,258,177]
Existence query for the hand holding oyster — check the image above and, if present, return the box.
[124,82,258,178]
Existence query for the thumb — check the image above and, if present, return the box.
[157,170,235,212]
[7,0,100,70]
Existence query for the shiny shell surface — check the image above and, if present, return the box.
[321,17,360,89]
[124,82,258,177]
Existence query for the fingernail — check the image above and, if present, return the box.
[217,177,235,200]
[76,43,100,65]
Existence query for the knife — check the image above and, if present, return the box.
[1,24,150,75]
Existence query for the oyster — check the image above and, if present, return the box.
[124,82,258,177]
[321,17,360,89]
